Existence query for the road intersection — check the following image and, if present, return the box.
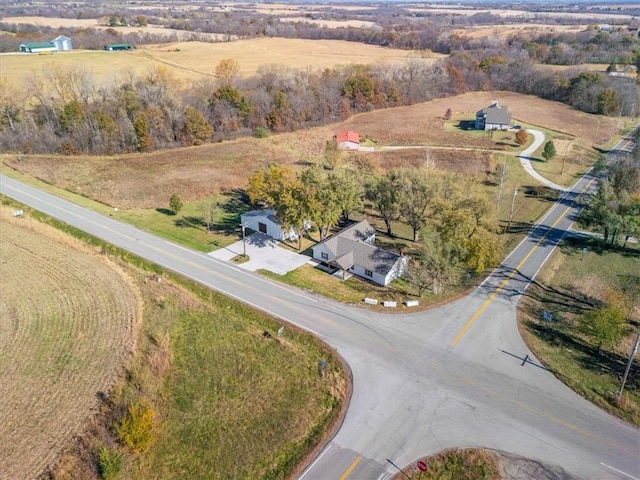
[1,132,638,480]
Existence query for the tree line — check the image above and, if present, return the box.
[246,163,499,295]
[580,131,640,247]
[1,51,637,155]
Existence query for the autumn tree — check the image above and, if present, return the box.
[215,59,240,86]
[246,164,308,248]
[515,129,528,146]
[431,174,499,272]
[397,168,433,242]
[405,231,458,295]
[299,167,341,240]
[328,169,364,224]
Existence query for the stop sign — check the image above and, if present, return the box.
[417,460,428,472]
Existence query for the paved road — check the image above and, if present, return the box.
[1,133,639,480]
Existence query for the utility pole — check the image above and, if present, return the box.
[615,106,624,131]
[617,329,640,399]
[506,185,518,233]
[241,222,247,257]
[561,143,570,176]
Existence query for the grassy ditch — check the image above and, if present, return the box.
[1,196,348,480]
[519,235,640,425]
[394,449,499,480]
[118,279,346,480]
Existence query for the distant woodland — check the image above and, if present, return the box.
[1,2,639,155]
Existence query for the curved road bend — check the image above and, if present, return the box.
[1,167,638,480]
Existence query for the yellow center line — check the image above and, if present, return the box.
[450,177,596,346]
[338,455,362,480]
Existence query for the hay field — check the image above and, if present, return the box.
[4,91,617,210]
[0,208,141,479]
[1,38,431,87]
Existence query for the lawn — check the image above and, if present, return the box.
[519,235,640,425]
[118,194,242,252]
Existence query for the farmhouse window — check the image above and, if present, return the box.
[321,252,329,260]
[258,222,267,234]
[365,269,373,277]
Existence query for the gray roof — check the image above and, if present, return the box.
[241,209,278,224]
[317,220,401,274]
[477,102,511,125]
[20,42,56,49]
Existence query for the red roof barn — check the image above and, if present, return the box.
[335,131,360,150]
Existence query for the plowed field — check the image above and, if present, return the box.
[0,209,141,479]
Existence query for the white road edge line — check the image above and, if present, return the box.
[2,179,319,306]
[376,470,393,480]
[297,444,332,480]
[600,462,640,480]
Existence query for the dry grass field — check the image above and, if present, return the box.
[407,6,637,21]
[452,24,587,40]
[4,91,619,210]
[0,37,435,88]
[1,16,228,41]
[0,207,141,479]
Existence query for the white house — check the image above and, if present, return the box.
[240,209,303,242]
[52,35,72,51]
[311,220,407,286]
[475,101,512,131]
